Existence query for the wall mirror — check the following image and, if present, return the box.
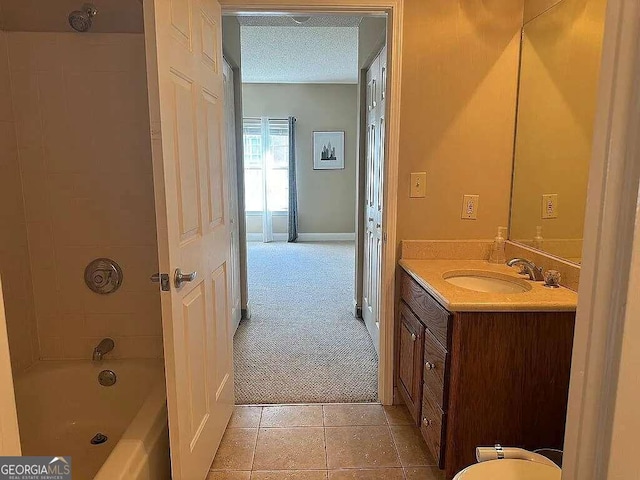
[509,0,608,264]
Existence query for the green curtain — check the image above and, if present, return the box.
[287,116,298,242]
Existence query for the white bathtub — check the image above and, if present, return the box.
[13,359,170,480]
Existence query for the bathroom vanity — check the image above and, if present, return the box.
[396,260,577,480]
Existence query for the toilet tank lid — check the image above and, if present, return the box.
[454,459,562,480]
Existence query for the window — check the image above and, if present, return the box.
[243,117,290,213]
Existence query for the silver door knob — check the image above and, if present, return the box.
[411,333,416,342]
[174,269,197,288]
[423,417,432,427]
[425,362,435,370]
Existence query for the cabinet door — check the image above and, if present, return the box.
[398,301,425,423]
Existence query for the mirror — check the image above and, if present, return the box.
[509,0,608,264]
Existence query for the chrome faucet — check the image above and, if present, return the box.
[92,338,115,361]
[506,258,545,281]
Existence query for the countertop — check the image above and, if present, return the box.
[399,259,578,312]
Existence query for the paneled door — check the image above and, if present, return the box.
[144,0,234,479]
[362,46,387,354]
[0,277,21,455]
[223,59,241,334]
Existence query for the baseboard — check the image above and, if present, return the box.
[246,233,356,242]
[241,303,251,320]
[353,299,362,319]
[246,233,288,242]
[298,233,356,241]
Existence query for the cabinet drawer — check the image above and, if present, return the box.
[423,327,447,409]
[400,270,450,346]
[421,384,446,469]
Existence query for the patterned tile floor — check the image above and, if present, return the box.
[207,403,445,480]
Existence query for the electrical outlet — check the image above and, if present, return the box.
[461,195,479,220]
[410,172,427,198]
[542,194,558,219]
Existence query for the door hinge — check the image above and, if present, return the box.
[150,273,170,291]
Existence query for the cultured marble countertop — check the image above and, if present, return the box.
[399,259,578,312]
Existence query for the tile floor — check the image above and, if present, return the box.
[207,403,445,480]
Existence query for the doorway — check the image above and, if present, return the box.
[225,14,387,404]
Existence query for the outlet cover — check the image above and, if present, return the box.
[542,194,558,219]
[462,194,479,220]
[410,172,427,198]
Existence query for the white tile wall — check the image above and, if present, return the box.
[0,31,38,373]
[6,32,162,360]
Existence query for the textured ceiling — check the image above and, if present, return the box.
[236,15,363,28]
[0,0,144,33]
[241,24,359,84]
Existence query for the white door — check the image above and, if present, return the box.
[0,277,21,455]
[223,59,241,334]
[144,0,234,479]
[362,46,387,354]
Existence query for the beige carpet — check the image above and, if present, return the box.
[234,241,378,404]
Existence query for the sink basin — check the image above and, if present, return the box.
[443,270,532,294]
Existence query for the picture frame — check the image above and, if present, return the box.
[313,131,345,170]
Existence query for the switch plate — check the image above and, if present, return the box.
[410,172,427,198]
[461,195,479,220]
[542,194,558,219]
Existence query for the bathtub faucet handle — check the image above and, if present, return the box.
[93,338,115,362]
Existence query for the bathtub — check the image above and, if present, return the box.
[13,359,170,480]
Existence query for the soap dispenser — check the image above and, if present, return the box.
[533,226,544,250]
[489,227,507,264]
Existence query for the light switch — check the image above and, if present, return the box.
[461,195,479,220]
[410,172,427,198]
[542,194,558,219]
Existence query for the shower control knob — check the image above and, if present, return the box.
[174,269,197,288]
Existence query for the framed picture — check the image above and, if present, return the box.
[313,131,345,170]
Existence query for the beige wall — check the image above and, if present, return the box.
[396,0,523,242]
[242,83,358,234]
[0,31,38,374]
[358,16,386,69]
[222,16,242,68]
[511,0,607,258]
[5,32,162,360]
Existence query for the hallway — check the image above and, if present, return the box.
[234,242,378,404]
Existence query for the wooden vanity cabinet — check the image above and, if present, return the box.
[397,302,425,422]
[397,269,576,479]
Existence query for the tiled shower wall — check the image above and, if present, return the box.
[5,32,162,360]
[0,31,38,373]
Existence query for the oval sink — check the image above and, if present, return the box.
[443,270,532,294]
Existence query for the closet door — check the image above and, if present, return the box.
[223,59,241,333]
[362,46,386,353]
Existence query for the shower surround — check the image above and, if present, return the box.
[3,32,162,362]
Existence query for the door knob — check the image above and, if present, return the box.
[411,333,416,342]
[174,269,197,288]
[425,362,435,370]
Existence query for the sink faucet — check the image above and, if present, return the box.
[506,258,545,281]
[92,338,115,361]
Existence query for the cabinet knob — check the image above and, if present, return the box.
[411,333,416,342]
[423,417,432,427]
[425,361,435,370]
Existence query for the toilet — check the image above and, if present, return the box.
[453,445,562,480]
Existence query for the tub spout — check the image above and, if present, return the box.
[92,338,115,361]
